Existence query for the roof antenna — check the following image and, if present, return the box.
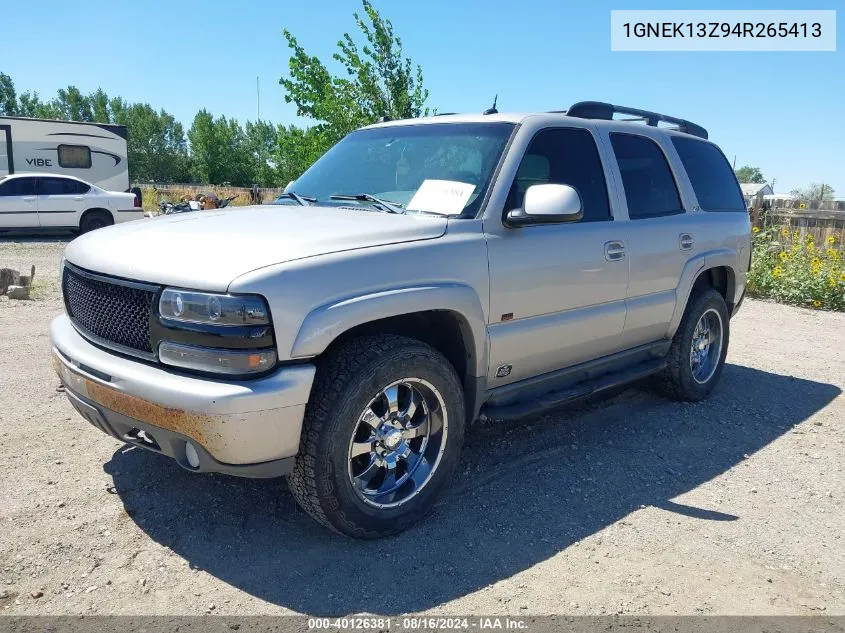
[483,95,498,115]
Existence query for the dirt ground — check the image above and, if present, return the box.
[0,234,843,617]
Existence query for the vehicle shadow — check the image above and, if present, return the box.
[0,231,74,242]
[104,363,840,615]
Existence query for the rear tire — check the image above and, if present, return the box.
[79,210,113,234]
[287,334,466,538]
[653,288,729,402]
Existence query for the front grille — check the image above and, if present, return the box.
[62,265,157,355]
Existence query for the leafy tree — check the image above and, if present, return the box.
[790,183,836,202]
[734,165,765,184]
[0,72,17,115]
[278,0,430,174]
[244,120,279,186]
[275,125,330,186]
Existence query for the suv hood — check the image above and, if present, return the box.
[64,205,448,291]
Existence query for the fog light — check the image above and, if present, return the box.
[185,442,200,468]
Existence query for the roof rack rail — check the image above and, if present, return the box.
[565,101,708,139]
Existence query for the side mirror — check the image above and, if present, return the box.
[506,184,583,226]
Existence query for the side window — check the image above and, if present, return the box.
[610,134,683,219]
[507,128,611,222]
[672,137,746,212]
[58,144,92,169]
[0,177,37,196]
[39,177,87,196]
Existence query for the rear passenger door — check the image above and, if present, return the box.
[485,127,628,385]
[607,133,697,347]
[37,177,90,228]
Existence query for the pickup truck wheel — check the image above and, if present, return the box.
[287,334,466,538]
[79,210,113,233]
[654,288,729,402]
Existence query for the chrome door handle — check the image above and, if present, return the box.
[22,196,36,202]
[604,241,626,261]
[679,233,695,250]
[73,196,84,201]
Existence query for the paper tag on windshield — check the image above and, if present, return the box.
[407,180,475,215]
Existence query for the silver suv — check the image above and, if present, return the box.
[51,101,751,538]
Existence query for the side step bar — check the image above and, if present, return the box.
[479,358,667,422]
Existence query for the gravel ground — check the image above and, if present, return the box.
[0,234,843,616]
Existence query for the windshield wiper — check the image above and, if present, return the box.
[329,193,405,214]
[275,192,316,206]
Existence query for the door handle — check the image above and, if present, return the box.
[73,196,84,201]
[604,241,626,261]
[679,233,695,251]
[22,196,36,202]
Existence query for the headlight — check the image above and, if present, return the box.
[159,341,277,376]
[156,288,276,377]
[159,289,269,326]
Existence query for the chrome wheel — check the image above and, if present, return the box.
[689,308,723,384]
[347,378,448,509]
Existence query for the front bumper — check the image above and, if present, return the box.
[50,315,316,477]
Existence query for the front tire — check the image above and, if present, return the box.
[654,288,729,402]
[287,334,466,538]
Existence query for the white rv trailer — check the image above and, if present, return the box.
[0,116,130,192]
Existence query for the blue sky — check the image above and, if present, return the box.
[1,0,841,193]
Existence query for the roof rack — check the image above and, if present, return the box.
[564,101,708,139]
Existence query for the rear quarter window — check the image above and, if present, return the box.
[672,137,746,212]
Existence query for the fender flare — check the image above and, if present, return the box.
[290,284,489,378]
[667,248,737,338]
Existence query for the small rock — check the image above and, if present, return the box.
[229,625,240,631]
[7,285,30,300]
[767,577,773,583]
[0,268,21,295]
[30,590,43,599]
[0,590,8,599]
[139,578,147,587]
[106,580,112,586]
[85,586,98,594]
[751,488,758,493]
[207,603,216,611]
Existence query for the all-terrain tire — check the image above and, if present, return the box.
[287,334,466,538]
[653,288,730,402]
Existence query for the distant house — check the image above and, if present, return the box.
[740,183,774,198]
[740,183,774,208]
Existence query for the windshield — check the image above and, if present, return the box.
[289,122,515,216]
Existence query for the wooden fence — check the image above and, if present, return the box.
[752,200,845,246]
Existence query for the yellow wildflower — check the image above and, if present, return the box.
[781,227,790,237]
[772,266,783,279]
[828,235,837,245]
[826,248,840,261]
[830,277,837,288]
[813,300,823,309]
[806,242,816,252]
[793,229,801,239]
[779,251,789,262]
[840,271,845,282]
[812,257,822,266]
[752,226,760,234]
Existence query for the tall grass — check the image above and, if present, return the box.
[748,226,844,311]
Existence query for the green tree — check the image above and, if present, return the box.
[275,124,330,186]
[0,72,17,115]
[790,183,836,202]
[734,165,765,184]
[245,119,279,186]
[278,0,430,176]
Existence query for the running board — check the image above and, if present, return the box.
[479,358,667,422]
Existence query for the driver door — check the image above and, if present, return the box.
[484,127,628,386]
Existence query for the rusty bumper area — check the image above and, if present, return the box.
[52,352,297,478]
